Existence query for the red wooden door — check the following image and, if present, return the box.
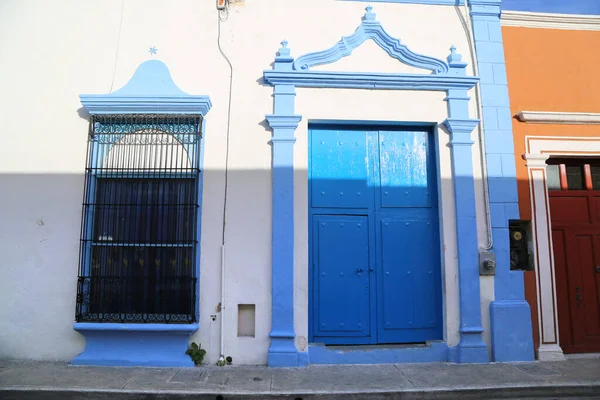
[548,159,600,354]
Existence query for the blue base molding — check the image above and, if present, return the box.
[456,327,489,363]
[72,323,198,367]
[268,334,306,368]
[490,300,535,362]
[309,342,449,364]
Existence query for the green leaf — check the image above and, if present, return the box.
[199,349,206,356]
[191,342,199,350]
[185,349,193,356]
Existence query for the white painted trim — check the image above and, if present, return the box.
[501,10,600,31]
[527,136,600,155]
[517,111,600,125]
[524,154,549,168]
[524,136,600,360]
[537,344,566,361]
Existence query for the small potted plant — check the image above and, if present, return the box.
[185,342,206,366]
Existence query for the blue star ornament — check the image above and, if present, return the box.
[149,46,158,55]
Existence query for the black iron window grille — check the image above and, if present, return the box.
[75,114,202,323]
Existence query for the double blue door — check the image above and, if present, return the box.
[309,125,442,345]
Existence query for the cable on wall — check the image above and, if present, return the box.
[109,0,125,93]
[455,0,494,251]
[218,3,234,246]
[216,0,234,365]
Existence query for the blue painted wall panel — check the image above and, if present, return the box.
[480,84,510,107]
[502,0,600,15]
[474,42,505,64]
[482,106,499,130]
[477,63,495,85]
[492,65,508,86]
[496,108,512,129]
[485,130,514,154]
[470,0,534,362]
[489,203,507,228]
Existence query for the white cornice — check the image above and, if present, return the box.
[516,111,600,125]
[501,11,600,31]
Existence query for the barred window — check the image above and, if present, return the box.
[75,114,202,323]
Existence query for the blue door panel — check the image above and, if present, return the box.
[312,215,370,338]
[310,129,373,209]
[378,130,433,209]
[378,217,440,332]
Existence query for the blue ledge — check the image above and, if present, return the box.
[340,0,464,6]
[309,342,449,364]
[72,323,198,367]
[264,71,478,91]
[80,60,212,115]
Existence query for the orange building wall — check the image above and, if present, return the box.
[503,26,600,352]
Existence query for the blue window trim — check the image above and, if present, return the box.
[339,0,465,6]
[80,60,212,115]
[74,59,212,367]
[263,6,487,367]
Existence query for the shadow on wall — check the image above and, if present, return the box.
[0,168,535,360]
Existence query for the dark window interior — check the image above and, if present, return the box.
[546,158,600,191]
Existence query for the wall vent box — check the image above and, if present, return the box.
[237,304,256,337]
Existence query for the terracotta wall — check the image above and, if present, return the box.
[503,26,600,351]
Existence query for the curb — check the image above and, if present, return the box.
[2,383,600,400]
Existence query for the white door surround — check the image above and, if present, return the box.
[524,136,600,361]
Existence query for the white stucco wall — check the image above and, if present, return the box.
[0,0,493,364]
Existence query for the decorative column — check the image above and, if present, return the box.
[524,153,564,361]
[444,47,488,363]
[469,0,534,362]
[265,41,303,367]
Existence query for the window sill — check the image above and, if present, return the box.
[73,322,199,367]
[74,322,198,333]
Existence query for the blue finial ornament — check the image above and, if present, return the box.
[447,45,466,66]
[364,6,376,21]
[149,46,158,55]
[278,40,291,57]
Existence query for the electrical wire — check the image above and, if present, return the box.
[109,0,125,93]
[216,1,234,364]
[217,4,234,246]
[455,1,494,250]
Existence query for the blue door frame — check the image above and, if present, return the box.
[308,122,443,345]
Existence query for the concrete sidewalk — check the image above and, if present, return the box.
[1,357,600,399]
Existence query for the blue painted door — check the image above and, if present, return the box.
[309,125,442,345]
[312,215,371,340]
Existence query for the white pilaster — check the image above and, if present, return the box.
[524,153,564,361]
